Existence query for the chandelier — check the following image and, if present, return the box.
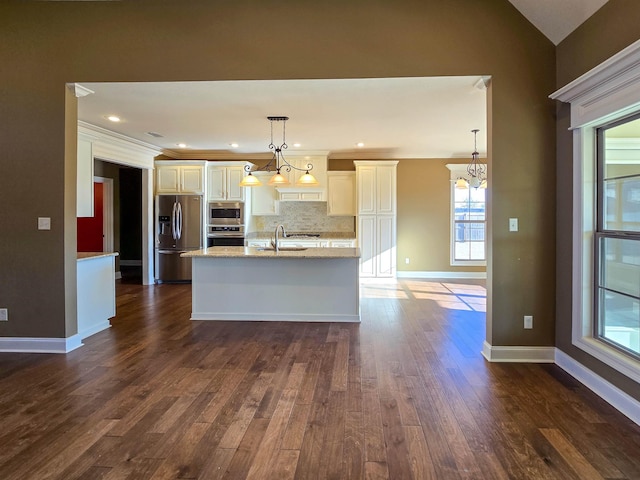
[456,129,487,189]
[239,116,319,187]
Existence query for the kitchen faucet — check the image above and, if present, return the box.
[273,224,286,252]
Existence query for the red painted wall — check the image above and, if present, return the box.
[77,182,103,252]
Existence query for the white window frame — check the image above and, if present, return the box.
[551,39,640,383]
[446,164,487,267]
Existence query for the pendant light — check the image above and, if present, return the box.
[240,116,319,187]
[456,129,487,189]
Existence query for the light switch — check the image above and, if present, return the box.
[38,217,51,230]
[509,218,518,232]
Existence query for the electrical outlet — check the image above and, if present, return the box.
[509,218,518,232]
[524,315,533,329]
[405,257,410,264]
[0,309,7,321]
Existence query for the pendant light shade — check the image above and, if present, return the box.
[268,170,290,186]
[239,171,263,187]
[296,170,319,186]
[455,178,468,189]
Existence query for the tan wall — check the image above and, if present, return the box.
[556,1,640,400]
[397,159,486,273]
[0,0,556,348]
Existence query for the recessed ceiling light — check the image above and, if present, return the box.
[293,143,301,148]
[106,115,121,122]
[356,142,365,148]
[177,143,187,148]
[230,143,239,148]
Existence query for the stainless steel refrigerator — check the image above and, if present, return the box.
[155,194,203,282]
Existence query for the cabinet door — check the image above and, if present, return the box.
[251,173,279,215]
[279,191,301,201]
[377,215,396,277]
[207,166,226,201]
[327,172,355,216]
[357,166,376,214]
[77,137,94,217]
[358,215,376,277]
[226,167,245,201]
[376,165,396,215]
[156,166,181,193]
[330,240,355,248]
[300,191,323,201]
[279,240,321,248]
[248,240,269,247]
[181,166,204,193]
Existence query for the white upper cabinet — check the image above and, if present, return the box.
[356,162,396,215]
[327,171,355,216]
[276,188,325,201]
[280,154,328,188]
[207,163,248,202]
[155,162,205,194]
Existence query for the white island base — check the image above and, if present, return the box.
[186,247,360,322]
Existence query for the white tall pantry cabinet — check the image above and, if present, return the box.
[355,161,398,278]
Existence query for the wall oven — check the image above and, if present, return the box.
[207,226,245,247]
[207,202,245,247]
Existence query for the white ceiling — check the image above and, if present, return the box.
[78,77,488,160]
[77,2,609,160]
[508,0,609,45]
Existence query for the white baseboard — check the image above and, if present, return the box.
[555,349,640,426]
[397,271,487,279]
[115,271,122,280]
[0,335,83,353]
[482,341,556,363]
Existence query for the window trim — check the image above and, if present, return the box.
[551,38,640,384]
[446,164,487,267]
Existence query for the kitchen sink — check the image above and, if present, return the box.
[284,233,320,238]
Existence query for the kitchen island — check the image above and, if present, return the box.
[181,246,360,322]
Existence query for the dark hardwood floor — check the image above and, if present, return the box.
[1,278,640,479]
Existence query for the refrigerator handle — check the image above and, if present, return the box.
[177,201,183,240]
[171,201,177,240]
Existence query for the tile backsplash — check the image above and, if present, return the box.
[253,202,355,233]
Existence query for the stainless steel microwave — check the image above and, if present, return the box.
[208,201,244,226]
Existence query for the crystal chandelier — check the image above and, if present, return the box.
[240,116,318,187]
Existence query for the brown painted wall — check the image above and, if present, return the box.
[556,1,640,399]
[0,0,555,347]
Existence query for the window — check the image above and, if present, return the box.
[453,185,486,263]
[595,116,640,357]
[550,38,640,383]
[446,164,487,266]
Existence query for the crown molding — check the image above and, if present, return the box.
[550,39,640,128]
[67,83,94,98]
[161,149,330,161]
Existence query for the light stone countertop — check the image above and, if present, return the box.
[77,252,119,262]
[181,246,360,259]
